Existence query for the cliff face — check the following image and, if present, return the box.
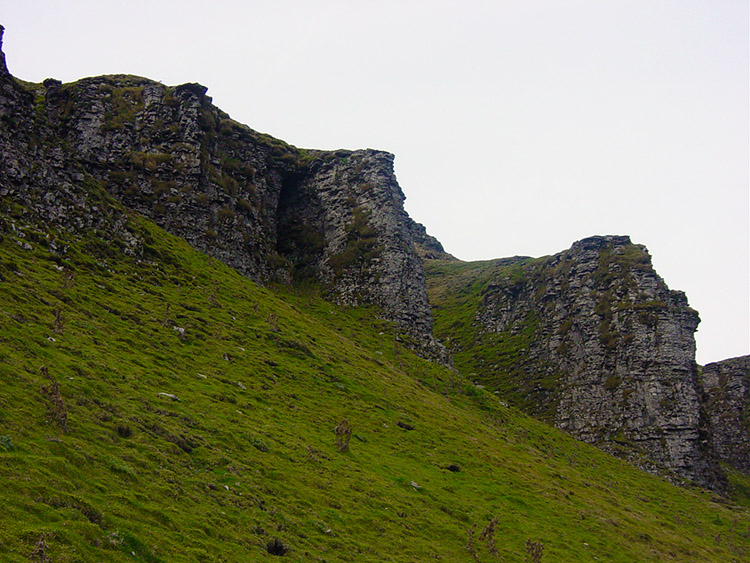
[2,26,744,490]
[276,149,440,352]
[427,236,725,490]
[0,26,442,357]
[701,356,750,474]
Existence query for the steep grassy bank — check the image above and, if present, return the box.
[424,257,551,416]
[1,210,748,561]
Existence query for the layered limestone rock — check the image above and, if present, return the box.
[405,217,455,260]
[0,26,442,357]
[277,149,444,356]
[701,356,750,474]
[443,236,724,489]
[0,29,142,254]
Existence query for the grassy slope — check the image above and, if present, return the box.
[0,212,748,562]
[424,257,563,420]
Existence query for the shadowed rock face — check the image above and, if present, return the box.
[0,28,443,358]
[701,356,750,474]
[474,236,724,490]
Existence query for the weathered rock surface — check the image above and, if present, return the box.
[277,149,445,357]
[405,217,455,261]
[701,355,750,474]
[0,26,443,358]
[430,235,725,490]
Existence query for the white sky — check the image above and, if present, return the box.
[3,0,748,364]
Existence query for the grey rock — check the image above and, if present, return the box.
[701,355,750,474]
[472,236,725,490]
[405,217,455,260]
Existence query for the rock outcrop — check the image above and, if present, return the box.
[278,151,429,336]
[405,217,455,261]
[0,26,443,357]
[428,236,725,490]
[701,356,750,474]
[1,25,743,490]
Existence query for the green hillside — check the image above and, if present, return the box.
[424,257,555,418]
[1,204,749,562]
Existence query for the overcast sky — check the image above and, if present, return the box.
[3,0,748,364]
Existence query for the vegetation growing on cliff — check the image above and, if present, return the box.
[424,257,563,421]
[328,205,383,275]
[424,236,728,492]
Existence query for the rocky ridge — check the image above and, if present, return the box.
[0,26,442,358]
[429,236,726,490]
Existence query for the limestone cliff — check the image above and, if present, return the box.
[701,356,750,474]
[0,26,442,357]
[1,25,742,490]
[276,149,441,353]
[426,236,725,490]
